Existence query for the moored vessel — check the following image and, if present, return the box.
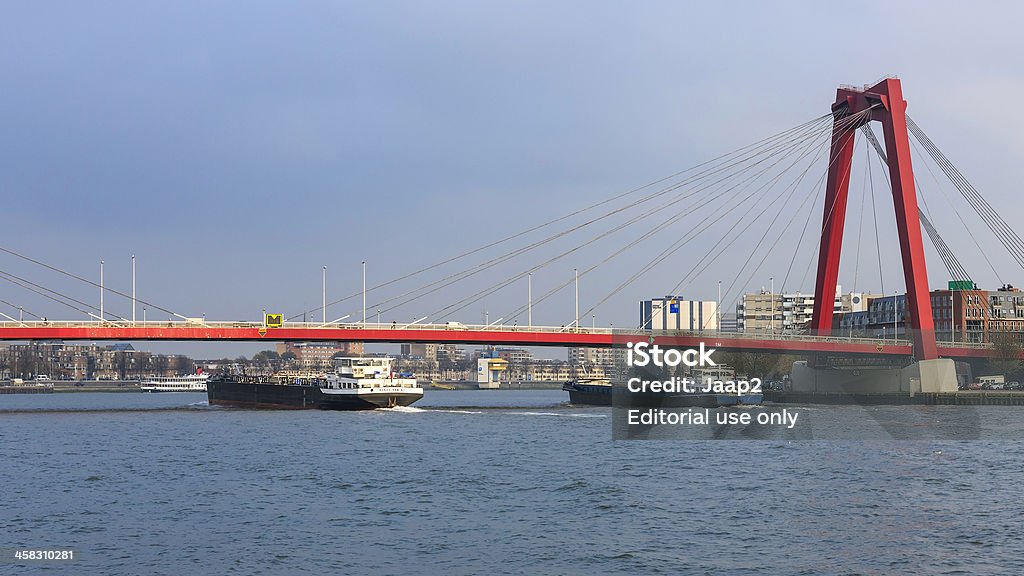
[141,372,209,392]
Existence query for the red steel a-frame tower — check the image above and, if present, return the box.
[810,78,937,360]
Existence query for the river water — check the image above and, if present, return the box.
[2,390,1023,575]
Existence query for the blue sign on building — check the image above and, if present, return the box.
[669,301,679,313]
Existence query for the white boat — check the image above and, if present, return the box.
[320,357,423,409]
[141,373,210,392]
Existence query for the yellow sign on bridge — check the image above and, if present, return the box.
[265,313,283,328]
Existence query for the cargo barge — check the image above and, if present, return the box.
[207,356,422,410]
[562,379,723,407]
[564,376,763,408]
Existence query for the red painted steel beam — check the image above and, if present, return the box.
[0,325,1011,358]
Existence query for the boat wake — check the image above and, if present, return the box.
[379,405,427,413]
[513,411,608,418]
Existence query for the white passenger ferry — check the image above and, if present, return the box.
[141,373,210,392]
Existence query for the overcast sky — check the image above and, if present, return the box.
[2,1,1023,358]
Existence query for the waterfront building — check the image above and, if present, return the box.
[0,342,193,380]
[736,285,873,334]
[719,312,739,333]
[836,283,1024,343]
[277,341,364,368]
[639,296,718,330]
[496,347,532,365]
[400,343,438,361]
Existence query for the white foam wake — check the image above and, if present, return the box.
[380,405,426,413]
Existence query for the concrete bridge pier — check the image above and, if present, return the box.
[790,358,958,397]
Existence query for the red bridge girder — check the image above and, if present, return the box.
[0,325,1009,358]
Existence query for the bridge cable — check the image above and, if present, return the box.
[717,136,837,321]
[624,107,877,330]
[907,116,1024,271]
[556,130,829,328]
[0,297,41,320]
[579,108,874,329]
[852,139,871,293]
[907,133,1003,284]
[508,111,862,326]
[861,125,972,283]
[359,114,836,320]
[781,106,885,312]
[909,117,1024,262]
[0,270,98,318]
[867,134,885,298]
[715,108,881,331]
[0,246,182,318]
[383,114,839,321]
[293,114,836,320]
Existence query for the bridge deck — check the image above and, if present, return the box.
[0,321,998,359]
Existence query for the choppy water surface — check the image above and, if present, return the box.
[3,390,1023,575]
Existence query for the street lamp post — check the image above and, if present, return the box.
[528,272,533,328]
[361,261,366,324]
[950,292,955,343]
[770,276,774,336]
[574,268,579,332]
[717,280,722,334]
[894,291,898,342]
[322,266,327,324]
[100,260,105,322]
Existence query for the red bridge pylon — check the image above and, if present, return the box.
[810,77,937,360]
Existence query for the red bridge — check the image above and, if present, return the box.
[1,77,1021,363]
[0,320,1002,360]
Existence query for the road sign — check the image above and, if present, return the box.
[265,313,283,328]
